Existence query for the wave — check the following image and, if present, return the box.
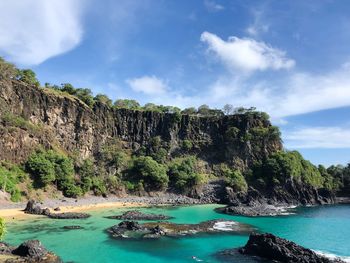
[314,250,350,262]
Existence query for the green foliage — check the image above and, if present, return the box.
[16,69,40,87]
[128,156,168,191]
[94,94,113,107]
[197,104,210,116]
[181,107,197,115]
[182,140,193,151]
[0,163,26,202]
[75,88,95,107]
[318,165,341,191]
[221,165,248,192]
[1,112,41,134]
[251,151,324,189]
[26,149,80,197]
[0,57,17,80]
[167,156,203,192]
[114,99,140,110]
[0,218,5,240]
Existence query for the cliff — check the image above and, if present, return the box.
[0,80,282,168]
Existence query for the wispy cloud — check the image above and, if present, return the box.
[246,6,270,37]
[126,75,168,95]
[284,126,350,148]
[0,0,85,65]
[200,32,295,72]
[203,0,224,12]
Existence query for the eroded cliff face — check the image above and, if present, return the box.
[0,80,282,169]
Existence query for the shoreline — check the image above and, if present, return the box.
[0,194,203,220]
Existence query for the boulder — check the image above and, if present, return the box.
[12,240,48,259]
[47,212,90,219]
[239,233,345,263]
[24,200,45,215]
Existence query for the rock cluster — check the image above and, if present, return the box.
[239,233,345,263]
[0,240,61,263]
[105,210,173,220]
[107,219,254,239]
[24,200,90,219]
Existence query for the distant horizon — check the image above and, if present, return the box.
[1,0,350,166]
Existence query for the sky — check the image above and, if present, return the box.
[0,0,350,166]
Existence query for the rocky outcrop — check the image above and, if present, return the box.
[217,179,336,216]
[0,80,281,168]
[239,233,344,263]
[105,210,173,220]
[0,240,62,263]
[107,219,254,239]
[62,225,83,230]
[24,200,90,219]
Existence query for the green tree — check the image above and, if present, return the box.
[221,165,248,192]
[60,83,76,95]
[17,69,40,87]
[94,94,112,107]
[26,153,56,187]
[75,88,95,107]
[197,104,210,116]
[181,107,197,115]
[114,99,140,110]
[128,156,168,191]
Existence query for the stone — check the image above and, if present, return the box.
[105,210,173,220]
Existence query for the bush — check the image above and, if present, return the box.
[0,164,25,202]
[0,218,5,240]
[128,156,168,191]
[0,57,17,80]
[16,69,40,87]
[26,149,78,196]
[221,165,248,192]
[182,140,193,151]
[167,156,202,192]
[94,94,112,107]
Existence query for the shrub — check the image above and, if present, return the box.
[182,140,193,151]
[0,57,17,80]
[0,164,25,202]
[168,156,202,192]
[16,69,40,87]
[114,99,140,110]
[0,218,5,240]
[128,156,168,191]
[94,94,112,107]
[221,165,248,192]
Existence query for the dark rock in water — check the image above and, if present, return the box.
[239,233,345,263]
[24,200,46,215]
[62,226,83,230]
[48,212,90,219]
[216,204,293,217]
[105,210,173,220]
[12,240,48,259]
[53,207,61,211]
[107,219,254,239]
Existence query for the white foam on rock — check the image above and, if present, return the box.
[212,221,237,231]
[314,250,350,263]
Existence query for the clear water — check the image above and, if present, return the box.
[4,204,350,263]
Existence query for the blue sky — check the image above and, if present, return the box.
[1,0,350,166]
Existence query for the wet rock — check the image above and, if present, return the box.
[239,233,345,263]
[47,212,90,219]
[12,240,48,259]
[216,204,294,217]
[107,219,254,239]
[105,210,173,220]
[24,200,44,215]
[62,226,83,230]
[0,242,15,255]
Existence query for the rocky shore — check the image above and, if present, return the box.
[218,233,345,263]
[0,240,61,263]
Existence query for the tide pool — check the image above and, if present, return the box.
[4,204,350,263]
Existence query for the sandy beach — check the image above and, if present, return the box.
[0,194,201,220]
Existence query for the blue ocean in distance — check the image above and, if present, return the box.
[4,204,350,263]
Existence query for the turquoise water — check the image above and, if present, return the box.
[4,204,350,263]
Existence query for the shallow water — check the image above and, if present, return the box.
[4,204,350,263]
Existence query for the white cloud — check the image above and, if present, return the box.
[284,126,350,149]
[126,76,168,95]
[0,0,84,65]
[200,32,295,72]
[246,8,269,37]
[204,0,224,12]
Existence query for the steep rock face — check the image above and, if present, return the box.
[0,80,282,168]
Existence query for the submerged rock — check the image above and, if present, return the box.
[238,233,345,263]
[48,212,90,219]
[62,225,83,230]
[107,219,254,239]
[105,210,173,220]
[216,204,294,217]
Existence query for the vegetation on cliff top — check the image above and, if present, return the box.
[0,218,5,240]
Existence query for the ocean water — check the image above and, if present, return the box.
[4,204,350,263]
